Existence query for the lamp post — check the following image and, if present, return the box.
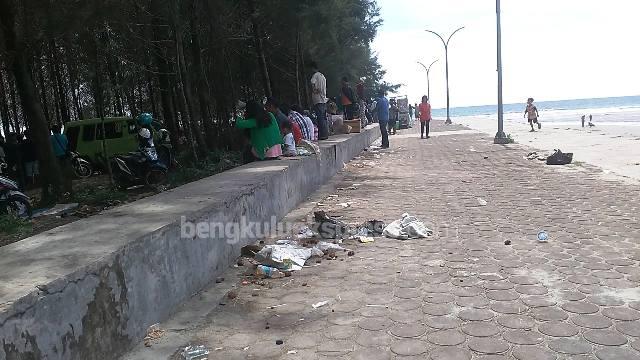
[417,59,438,100]
[494,0,509,144]
[425,26,464,124]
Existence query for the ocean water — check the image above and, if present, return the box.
[433,96,640,121]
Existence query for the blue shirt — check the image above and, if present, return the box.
[50,133,69,158]
[375,96,390,123]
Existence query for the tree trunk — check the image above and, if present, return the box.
[0,70,12,134]
[190,1,215,149]
[0,0,64,201]
[63,34,83,120]
[35,55,51,125]
[295,29,301,106]
[51,40,70,124]
[247,0,272,97]
[8,75,21,132]
[46,44,62,126]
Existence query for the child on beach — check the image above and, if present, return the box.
[524,98,541,132]
[281,121,297,157]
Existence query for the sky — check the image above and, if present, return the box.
[372,0,640,108]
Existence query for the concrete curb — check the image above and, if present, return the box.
[0,125,380,360]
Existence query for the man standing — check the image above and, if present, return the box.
[375,90,390,149]
[356,78,367,127]
[524,97,541,132]
[418,96,432,139]
[341,77,356,120]
[310,62,329,140]
[50,125,72,194]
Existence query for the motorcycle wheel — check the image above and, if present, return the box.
[145,169,167,188]
[4,195,32,218]
[73,160,93,179]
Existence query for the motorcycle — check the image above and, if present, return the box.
[0,175,32,218]
[111,151,168,190]
[70,151,93,178]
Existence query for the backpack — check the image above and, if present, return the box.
[546,149,573,165]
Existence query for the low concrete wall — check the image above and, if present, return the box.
[0,126,379,360]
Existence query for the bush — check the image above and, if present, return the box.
[169,150,241,187]
[0,214,32,236]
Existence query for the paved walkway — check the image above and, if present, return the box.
[133,121,640,359]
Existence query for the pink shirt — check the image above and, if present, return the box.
[419,103,432,122]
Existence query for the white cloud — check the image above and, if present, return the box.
[374,0,640,108]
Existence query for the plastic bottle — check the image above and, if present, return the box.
[537,230,549,242]
[255,265,286,278]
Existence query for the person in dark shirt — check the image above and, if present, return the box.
[340,77,357,120]
[21,130,39,185]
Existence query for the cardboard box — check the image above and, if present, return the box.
[344,119,361,133]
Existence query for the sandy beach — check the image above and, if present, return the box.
[452,108,640,183]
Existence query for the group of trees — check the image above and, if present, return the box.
[0,0,395,200]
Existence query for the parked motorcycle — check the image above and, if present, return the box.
[111,152,168,190]
[0,175,32,218]
[70,151,93,178]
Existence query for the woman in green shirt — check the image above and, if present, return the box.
[236,100,282,161]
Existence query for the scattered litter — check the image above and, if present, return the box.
[315,211,349,239]
[215,277,224,283]
[312,300,330,309]
[32,203,79,218]
[316,202,326,207]
[296,226,316,239]
[255,265,288,278]
[338,202,352,208]
[180,345,210,360]
[477,198,487,206]
[383,213,433,240]
[226,290,238,299]
[255,244,313,271]
[315,242,347,252]
[504,240,512,246]
[347,251,355,256]
[143,324,165,347]
[214,347,223,351]
[537,231,549,242]
[241,244,262,257]
[268,304,287,309]
[276,340,284,345]
[358,236,375,243]
[546,149,573,165]
[287,350,298,355]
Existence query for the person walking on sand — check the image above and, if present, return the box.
[581,115,586,128]
[524,97,541,132]
[418,96,432,139]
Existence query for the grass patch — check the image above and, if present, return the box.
[506,134,516,144]
[0,214,32,236]
[169,150,241,187]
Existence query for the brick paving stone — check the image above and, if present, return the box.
[559,291,587,301]
[532,307,570,321]
[429,347,472,360]
[632,339,640,352]
[424,293,455,304]
[571,315,614,329]
[503,330,545,345]
[424,316,462,330]
[390,309,422,324]
[487,290,520,301]
[358,317,392,331]
[490,301,528,314]
[456,295,490,308]
[548,338,592,355]
[583,329,628,346]
[390,339,428,356]
[324,325,357,340]
[462,322,502,337]
[427,329,467,346]
[521,297,557,308]
[595,348,640,360]
[561,301,600,314]
[351,348,392,360]
[615,320,640,337]
[586,295,625,306]
[422,304,454,316]
[389,323,428,338]
[602,307,640,321]
[458,308,494,321]
[355,329,393,347]
[512,346,558,360]
[468,337,510,354]
[538,321,580,337]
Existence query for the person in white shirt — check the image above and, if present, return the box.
[281,121,297,157]
[309,61,328,140]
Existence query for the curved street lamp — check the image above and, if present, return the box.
[417,59,438,101]
[425,26,465,124]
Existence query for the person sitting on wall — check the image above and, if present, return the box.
[236,100,282,162]
[281,121,297,157]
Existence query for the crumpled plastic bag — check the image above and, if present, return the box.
[383,213,433,240]
[255,244,313,271]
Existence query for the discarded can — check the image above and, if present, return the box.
[255,265,286,278]
[537,231,549,242]
[181,345,210,360]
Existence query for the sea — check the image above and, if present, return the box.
[432,95,640,122]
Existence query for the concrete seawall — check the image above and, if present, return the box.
[0,125,379,360]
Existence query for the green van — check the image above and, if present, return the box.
[64,117,166,165]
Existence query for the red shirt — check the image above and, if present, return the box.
[291,122,303,144]
[419,103,432,122]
